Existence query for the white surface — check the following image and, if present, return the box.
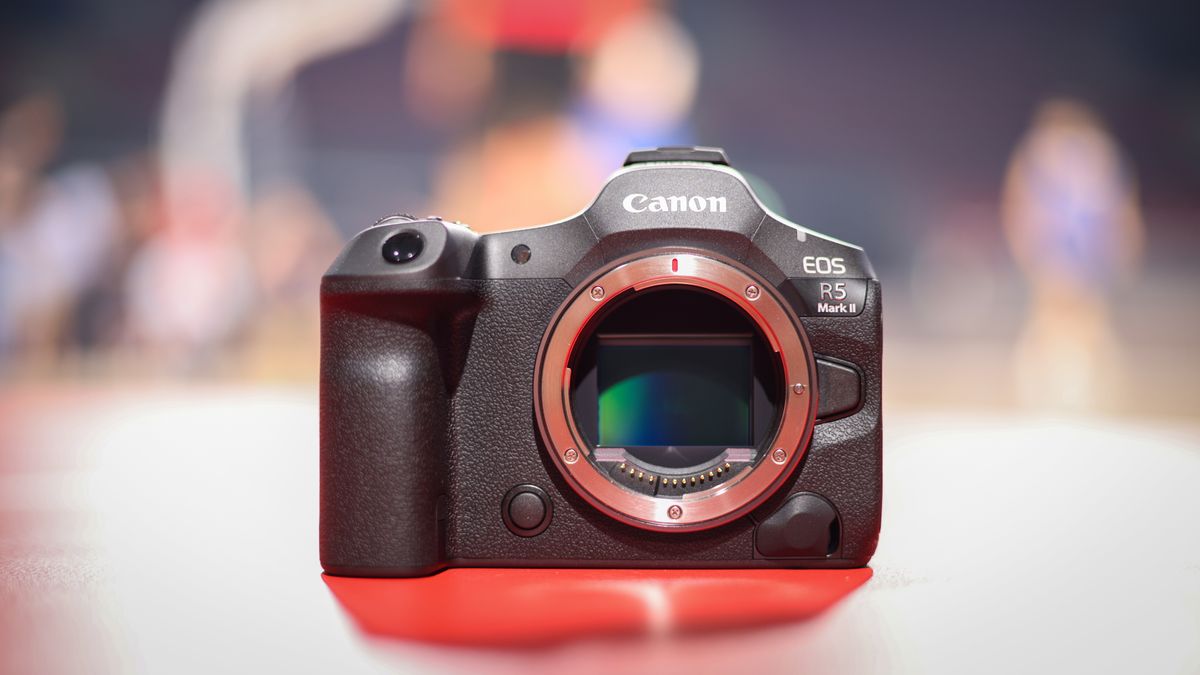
[2,388,1198,674]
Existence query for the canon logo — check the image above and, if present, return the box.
[621,193,728,214]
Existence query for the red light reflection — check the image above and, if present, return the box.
[325,567,871,647]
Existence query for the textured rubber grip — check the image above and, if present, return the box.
[319,283,480,576]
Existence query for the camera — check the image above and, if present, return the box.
[320,147,881,577]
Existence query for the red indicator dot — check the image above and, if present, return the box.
[671,258,679,272]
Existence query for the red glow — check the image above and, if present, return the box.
[324,567,871,646]
[441,0,647,54]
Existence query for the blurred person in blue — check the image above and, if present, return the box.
[1003,98,1144,412]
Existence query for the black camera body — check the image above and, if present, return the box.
[320,147,881,577]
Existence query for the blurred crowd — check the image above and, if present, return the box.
[0,0,701,381]
[0,0,1195,417]
[0,91,338,380]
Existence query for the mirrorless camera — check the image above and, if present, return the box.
[320,147,881,577]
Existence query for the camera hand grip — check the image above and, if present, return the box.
[319,285,479,576]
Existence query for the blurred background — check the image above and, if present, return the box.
[0,0,1198,417]
[2,2,1200,673]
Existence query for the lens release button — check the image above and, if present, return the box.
[815,357,863,421]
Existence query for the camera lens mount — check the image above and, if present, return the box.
[534,252,817,531]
